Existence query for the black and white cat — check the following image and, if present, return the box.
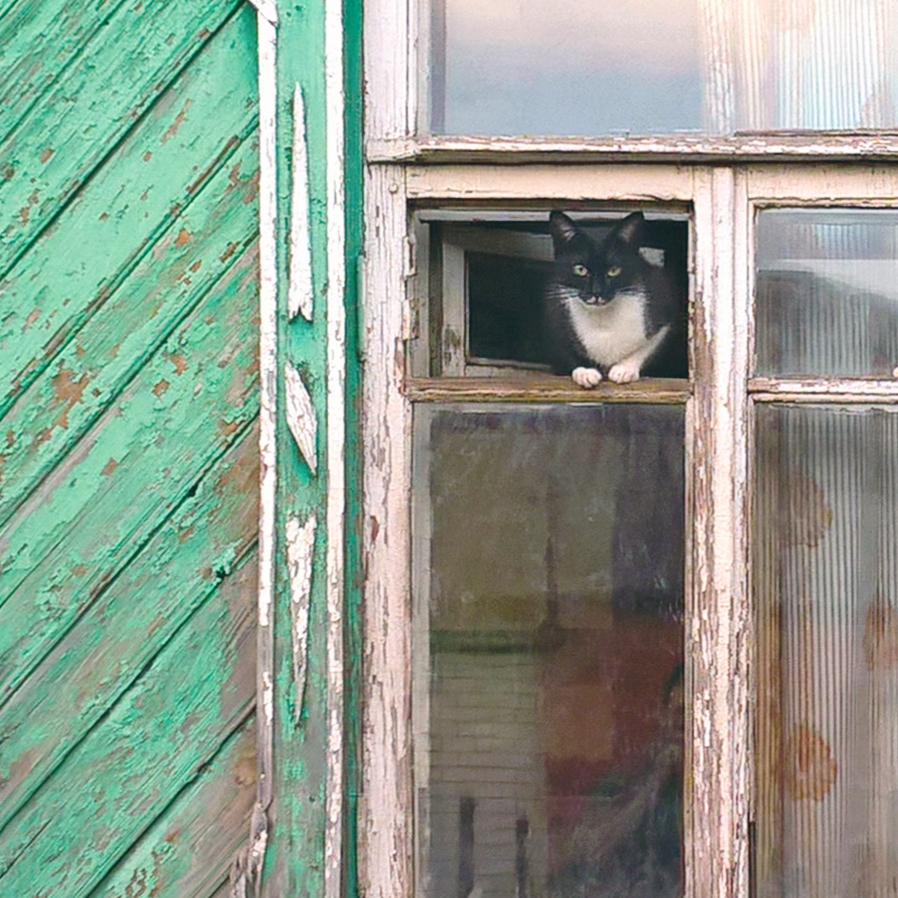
[544,211,686,387]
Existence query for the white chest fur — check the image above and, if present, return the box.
[567,290,650,366]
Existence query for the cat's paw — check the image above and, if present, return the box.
[572,367,603,388]
[608,360,642,384]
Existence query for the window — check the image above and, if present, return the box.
[361,3,898,897]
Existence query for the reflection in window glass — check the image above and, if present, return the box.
[755,405,898,898]
[428,0,898,136]
[755,210,898,377]
[414,405,684,898]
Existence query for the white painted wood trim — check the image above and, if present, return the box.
[690,166,751,898]
[368,133,898,163]
[233,11,277,898]
[325,0,347,886]
[405,164,695,202]
[289,85,314,322]
[362,0,415,892]
[248,0,278,27]
[438,241,465,376]
[286,514,316,724]
[745,164,898,200]
[360,163,414,898]
[364,0,411,140]
[285,361,318,474]
[255,4,278,818]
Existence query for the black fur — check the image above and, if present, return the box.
[544,211,687,380]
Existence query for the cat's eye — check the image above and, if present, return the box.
[607,265,622,277]
[572,264,588,277]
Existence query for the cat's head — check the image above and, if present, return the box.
[548,211,646,307]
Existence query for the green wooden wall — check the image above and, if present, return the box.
[0,1,261,895]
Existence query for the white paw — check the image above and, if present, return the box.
[572,366,602,388]
[608,360,641,384]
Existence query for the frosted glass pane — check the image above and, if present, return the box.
[428,0,898,136]
[755,405,898,898]
[756,210,898,377]
[414,404,684,898]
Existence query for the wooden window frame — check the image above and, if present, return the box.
[359,3,898,897]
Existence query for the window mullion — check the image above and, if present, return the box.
[689,165,752,898]
[361,160,416,898]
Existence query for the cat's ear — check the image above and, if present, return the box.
[613,211,645,248]
[549,211,580,245]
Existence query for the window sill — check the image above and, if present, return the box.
[404,374,690,403]
[368,133,898,165]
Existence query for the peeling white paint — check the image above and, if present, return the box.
[255,7,277,826]
[262,669,274,726]
[405,164,694,202]
[230,801,270,898]
[367,133,898,163]
[247,0,278,26]
[285,361,318,474]
[325,0,347,885]
[286,514,316,723]
[289,84,314,322]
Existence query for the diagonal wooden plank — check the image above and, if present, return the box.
[0,7,258,416]
[0,135,259,525]
[88,715,257,898]
[0,0,132,143]
[0,0,243,276]
[0,245,260,698]
[0,553,257,898]
[0,424,259,831]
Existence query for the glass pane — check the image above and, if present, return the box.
[756,209,898,377]
[427,0,898,136]
[414,404,685,898]
[755,405,898,898]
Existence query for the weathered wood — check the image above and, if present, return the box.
[405,163,695,202]
[689,167,751,898]
[289,85,314,322]
[0,554,257,897]
[360,0,418,893]
[286,514,316,724]
[0,3,261,896]
[0,246,260,699]
[749,376,898,400]
[0,427,259,832]
[405,375,691,404]
[367,133,898,164]
[0,0,130,141]
[285,361,319,474]
[90,716,257,898]
[745,163,898,200]
[254,11,278,832]
[360,162,415,898]
[0,0,242,275]
[0,8,259,417]
[324,0,349,881]
[0,140,259,525]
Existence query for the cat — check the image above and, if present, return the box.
[544,211,686,388]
